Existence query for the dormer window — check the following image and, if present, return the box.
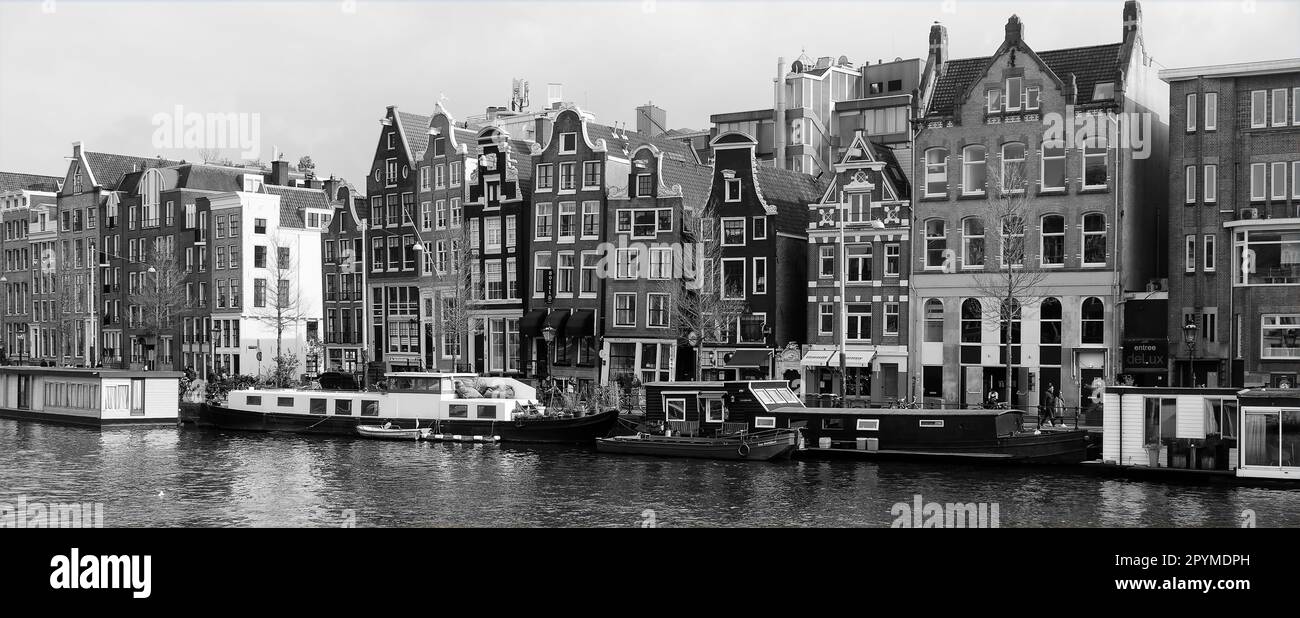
[560,133,577,154]
[242,174,263,192]
[1093,82,1115,101]
[724,178,742,202]
[636,174,652,197]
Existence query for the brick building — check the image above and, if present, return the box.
[1161,58,1300,388]
[0,172,58,363]
[320,183,367,375]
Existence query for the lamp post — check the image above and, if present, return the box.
[1183,317,1199,387]
[0,274,7,364]
[210,323,221,380]
[541,323,557,381]
[685,328,702,382]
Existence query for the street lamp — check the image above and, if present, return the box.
[1183,317,1199,386]
[210,323,222,379]
[0,274,7,364]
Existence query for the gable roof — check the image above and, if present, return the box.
[660,159,713,211]
[263,184,330,229]
[396,111,431,159]
[118,163,251,195]
[926,43,1124,117]
[0,172,61,193]
[587,123,700,164]
[84,152,183,190]
[754,165,831,235]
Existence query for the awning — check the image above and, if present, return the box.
[725,349,770,368]
[826,349,876,368]
[520,310,548,337]
[800,349,836,366]
[543,309,570,335]
[566,309,595,337]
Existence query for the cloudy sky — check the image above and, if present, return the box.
[2,0,1296,184]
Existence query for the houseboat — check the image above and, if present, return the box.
[643,380,1089,463]
[199,372,619,443]
[0,366,183,427]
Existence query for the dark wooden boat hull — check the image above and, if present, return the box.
[198,404,619,444]
[596,431,799,461]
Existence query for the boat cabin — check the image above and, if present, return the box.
[1237,389,1300,480]
[1101,386,1241,471]
[643,381,799,436]
[0,366,183,426]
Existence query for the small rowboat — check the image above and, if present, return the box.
[356,424,423,440]
[596,428,801,461]
[419,430,500,443]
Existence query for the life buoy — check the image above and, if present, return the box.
[737,443,751,457]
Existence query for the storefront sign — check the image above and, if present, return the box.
[1123,339,1167,369]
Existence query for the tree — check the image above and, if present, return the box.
[254,236,306,387]
[297,155,316,174]
[433,223,476,372]
[971,164,1050,409]
[135,242,187,368]
[658,204,748,381]
[198,147,224,164]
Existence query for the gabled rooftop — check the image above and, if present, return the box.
[926,42,1124,117]
[0,172,61,193]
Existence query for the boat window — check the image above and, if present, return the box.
[857,419,879,431]
[822,418,844,430]
[391,377,415,390]
[361,400,379,416]
[335,400,352,416]
[754,416,776,428]
[703,398,724,423]
[477,405,496,419]
[415,378,441,393]
[919,419,944,428]
[449,404,468,418]
[310,398,327,415]
[752,389,776,405]
[665,398,686,422]
[277,397,294,407]
[246,395,262,406]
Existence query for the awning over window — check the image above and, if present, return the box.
[520,310,548,337]
[800,349,836,366]
[826,349,876,368]
[544,309,570,334]
[725,349,770,368]
[566,309,595,337]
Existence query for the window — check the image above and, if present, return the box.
[536,164,553,190]
[1083,213,1106,266]
[986,89,1000,114]
[1185,234,1197,273]
[560,133,577,153]
[581,201,599,238]
[961,145,986,195]
[752,257,767,294]
[616,248,640,279]
[1295,161,1300,199]
[846,304,871,341]
[1083,138,1108,188]
[962,218,985,268]
[1041,141,1065,191]
[582,161,601,188]
[884,244,900,276]
[558,202,576,241]
[1204,234,1216,272]
[1234,229,1300,286]
[1004,77,1022,111]
[724,178,742,202]
[636,174,652,197]
[924,148,948,197]
[254,245,266,268]
[1251,90,1267,128]
[1205,92,1217,131]
[924,220,946,269]
[647,293,669,327]
[1081,297,1104,344]
[924,299,943,342]
[1251,163,1267,202]
[1261,315,1300,359]
[614,294,636,327]
[819,303,834,335]
[722,218,745,246]
[535,203,552,239]
[665,398,686,422]
[532,252,552,297]
[420,166,430,190]
[486,261,504,300]
[385,158,397,186]
[1025,87,1040,110]
[435,200,447,229]
[485,217,502,253]
[885,302,899,335]
[819,245,835,278]
[1204,164,1217,203]
[721,259,744,299]
[1186,93,1197,132]
[450,198,462,227]
[1185,166,1196,204]
[580,253,599,296]
[254,218,266,234]
[253,279,266,307]
[1271,162,1287,200]
[1272,88,1288,127]
[753,217,767,240]
[556,253,574,294]
[1000,142,1026,191]
[649,248,672,280]
[1041,215,1064,267]
[559,162,576,190]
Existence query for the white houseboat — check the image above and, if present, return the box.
[1237,389,1300,480]
[199,372,619,443]
[0,366,182,426]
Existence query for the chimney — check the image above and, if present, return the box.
[323,176,340,200]
[1004,15,1024,46]
[547,83,563,109]
[270,159,291,186]
[928,22,948,67]
[72,141,84,159]
[773,56,787,170]
[1123,0,1142,40]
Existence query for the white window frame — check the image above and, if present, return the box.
[1185,234,1196,273]
[1250,90,1267,128]
[534,203,553,240]
[556,252,575,296]
[581,161,601,189]
[703,398,724,423]
[1040,141,1065,191]
[884,243,900,277]
[924,148,948,197]
[884,302,900,335]
[420,166,430,190]
[752,216,767,240]
[559,162,576,191]
[724,178,742,202]
[614,293,637,327]
[532,252,552,298]
[1204,164,1217,203]
[754,417,776,429]
[856,419,879,431]
[646,293,669,328]
[1005,77,1022,112]
[721,217,746,246]
[649,247,672,280]
[961,145,987,196]
[580,252,599,297]
[1204,234,1216,273]
[919,419,945,428]
[1261,315,1300,360]
[985,89,1000,114]
[720,258,745,300]
[615,248,640,279]
[1272,88,1288,127]
[1250,163,1267,202]
[1000,142,1026,193]
[1040,215,1064,268]
[1185,166,1196,204]
[752,257,767,294]
[1082,213,1107,268]
[581,201,599,239]
[1025,87,1040,111]
[819,245,835,278]
[1271,161,1287,200]
[1186,93,1197,132]
[558,201,577,243]
[1082,138,1108,190]
[962,217,984,270]
[536,163,553,192]
[819,303,834,335]
[924,219,946,270]
[1204,92,1217,131]
[1293,161,1300,199]
[560,133,577,154]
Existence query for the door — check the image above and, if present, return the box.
[130,379,145,416]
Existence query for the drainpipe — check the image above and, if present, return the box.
[774,57,787,170]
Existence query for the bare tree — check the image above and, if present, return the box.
[197,147,223,164]
[433,223,476,372]
[254,236,305,387]
[971,165,1050,408]
[659,204,748,381]
[134,243,187,369]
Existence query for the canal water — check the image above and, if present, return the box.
[2,419,1297,528]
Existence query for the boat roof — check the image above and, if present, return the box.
[778,406,1020,417]
[384,372,479,378]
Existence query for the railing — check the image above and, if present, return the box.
[325,332,362,344]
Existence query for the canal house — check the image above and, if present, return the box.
[1237,389,1300,480]
[0,366,182,426]
[1101,386,1241,470]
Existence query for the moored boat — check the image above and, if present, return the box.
[356,424,423,440]
[199,372,619,444]
[596,428,800,461]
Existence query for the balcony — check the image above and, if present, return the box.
[140,218,160,229]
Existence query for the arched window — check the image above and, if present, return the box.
[1040,298,1062,366]
[1000,142,1027,192]
[924,219,947,269]
[1040,215,1065,267]
[962,217,985,268]
[924,148,949,197]
[961,298,982,343]
[962,145,987,195]
[1082,213,1106,266]
[140,168,162,227]
[1081,297,1104,344]
[924,299,944,342]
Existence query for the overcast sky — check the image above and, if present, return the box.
[2,0,1297,185]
